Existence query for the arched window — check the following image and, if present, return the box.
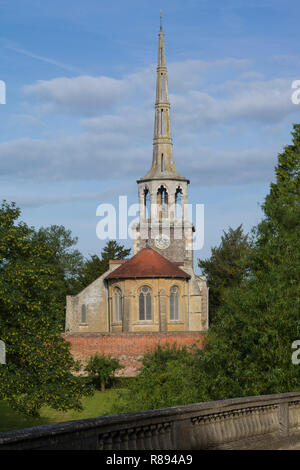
[144,188,150,219]
[114,287,122,322]
[157,185,168,219]
[161,154,164,172]
[170,286,179,321]
[175,187,183,219]
[139,286,152,320]
[81,304,87,324]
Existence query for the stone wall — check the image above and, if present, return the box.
[65,262,124,334]
[62,331,205,376]
[1,391,300,450]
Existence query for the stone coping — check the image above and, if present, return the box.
[0,390,299,447]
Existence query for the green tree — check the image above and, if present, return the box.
[77,240,131,291]
[33,225,85,329]
[116,344,198,413]
[85,353,123,392]
[193,124,300,401]
[198,225,250,324]
[101,240,131,268]
[0,202,91,415]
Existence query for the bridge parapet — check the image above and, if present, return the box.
[1,391,300,450]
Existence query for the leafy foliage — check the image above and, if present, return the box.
[198,225,250,324]
[0,202,91,415]
[85,353,123,392]
[33,225,85,329]
[116,344,198,412]
[194,125,300,400]
[75,240,131,292]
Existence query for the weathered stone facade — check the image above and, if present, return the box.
[66,257,208,335]
[107,276,207,334]
[65,261,123,333]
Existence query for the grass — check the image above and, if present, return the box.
[0,389,121,433]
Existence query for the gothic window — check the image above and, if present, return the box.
[144,188,150,219]
[139,286,152,320]
[175,187,183,219]
[161,73,163,100]
[161,109,164,135]
[161,154,164,172]
[81,304,87,324]
[157,185,168,219]
[170,286,179,321]
[114,287,122,322]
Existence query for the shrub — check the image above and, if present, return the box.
[115,343,199,413]
[85,353,123,392]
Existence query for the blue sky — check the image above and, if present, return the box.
[0,0,300,270]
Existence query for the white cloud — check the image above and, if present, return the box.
[0,134,149,181]
[80,107,153,140]
[0,130,278,187]
[9,113,47,129]
[22,60,297,129]
[177,145,277,185]
[168,58,251,92]
[24,75,133,114]
[2,182,135,208]
[2,58,296,189]
[171,78,297,131]
[22,58,250,115]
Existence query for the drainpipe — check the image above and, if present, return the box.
[188,279,190,331]
[207,286,210,329]
[105,279,110,333]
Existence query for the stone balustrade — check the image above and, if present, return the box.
[0,391,300,450]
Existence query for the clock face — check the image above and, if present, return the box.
[155,235,170,250]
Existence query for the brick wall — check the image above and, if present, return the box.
[62,332,205,376]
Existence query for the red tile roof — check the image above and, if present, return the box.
[105,247,190,279]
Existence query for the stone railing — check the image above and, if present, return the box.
[0,391,300,450]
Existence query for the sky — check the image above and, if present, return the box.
[0,0,300,271]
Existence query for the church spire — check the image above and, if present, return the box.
[138,13,188,183]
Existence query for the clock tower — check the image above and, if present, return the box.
[133,13,194,268]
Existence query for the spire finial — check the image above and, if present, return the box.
[160,10,163,32]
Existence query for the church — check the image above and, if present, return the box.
[65,18,209,336]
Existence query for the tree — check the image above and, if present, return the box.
[85,353,123,392]
[116,344,198,413]
[101,240,131,268]
[0,202,91,415]
[193,124,300,401]
[198,225,250,324]
[33,225,85,329]
[76,240,131,291]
